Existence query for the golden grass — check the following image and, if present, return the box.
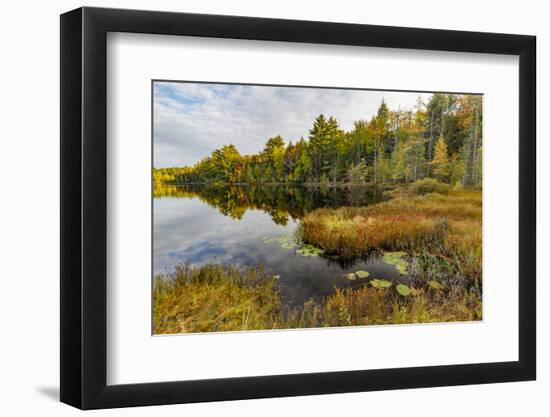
[299,185,482,280]
[154,263,481,334]
[153,264,280,334]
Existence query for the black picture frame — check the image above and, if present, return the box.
[60,6,536,410]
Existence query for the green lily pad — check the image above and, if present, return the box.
[396,264,408,275]
[370,278,392,289]
[266,235,325,257]
[396,283,411,296]
[297,244,324,257]
[355,270,370,279]
[383,252,409,275]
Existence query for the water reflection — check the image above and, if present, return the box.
[153,184,402,307]
[154,183,386,224]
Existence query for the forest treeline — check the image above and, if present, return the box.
[154,93,482,187]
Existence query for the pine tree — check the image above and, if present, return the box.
[309,115,342,181]
[170,95,482,188]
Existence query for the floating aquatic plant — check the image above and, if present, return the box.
[263,234,297,249]
[370,278,392,289]
[355,270,370,279]
[396,283,411,296]
[383,251,409,275]
[296,244,324,257]
[343,270,370,281]
[264,234,324,257]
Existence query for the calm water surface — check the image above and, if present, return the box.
[154,185,410,307]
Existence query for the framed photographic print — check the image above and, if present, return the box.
[60,6,536,410]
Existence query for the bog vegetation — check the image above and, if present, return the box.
[153,93,483,333]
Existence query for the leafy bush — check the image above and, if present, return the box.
[410,178,451,195]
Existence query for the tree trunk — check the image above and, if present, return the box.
[428,111,434,175]
[472,101,480,186]
[373,146,377,184]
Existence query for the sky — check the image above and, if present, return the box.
[153,82,433,168]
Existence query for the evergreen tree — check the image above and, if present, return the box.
[166,95,482,188]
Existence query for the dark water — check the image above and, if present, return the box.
[154,184,410,307]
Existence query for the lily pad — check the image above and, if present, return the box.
[343,273,357,281]
[383,252,409,275]
[396,264,408,275]
[428,280,445,290]
[264,234,325,257]
[264,234,298,250]
[355,270,370,279]
[297,244,324,257]
[396,283,411,296]
[370,278,392,289]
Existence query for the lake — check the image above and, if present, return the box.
[153,184,414,308]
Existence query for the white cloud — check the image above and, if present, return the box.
[153,82,432,167]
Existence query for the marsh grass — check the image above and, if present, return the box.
[154,263,481,334]
[299,184,482,281]
[153,264,281,334]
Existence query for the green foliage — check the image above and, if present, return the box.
[349,160,368,184]
[355,270,370,279]
[370,278,392,289]
[409,178,451,195]
[396,283,411,296]
[153,167,192,185]
[264,233,324,257]
[154,94,482,188]
[383,252,409,275]
[296,244,324,257]
[432,135,450,181]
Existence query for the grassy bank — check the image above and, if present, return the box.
[154,263,481,334]
[299,180,482,282]
[153,264,280,334]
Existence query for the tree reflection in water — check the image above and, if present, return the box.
[154,183,387,226]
